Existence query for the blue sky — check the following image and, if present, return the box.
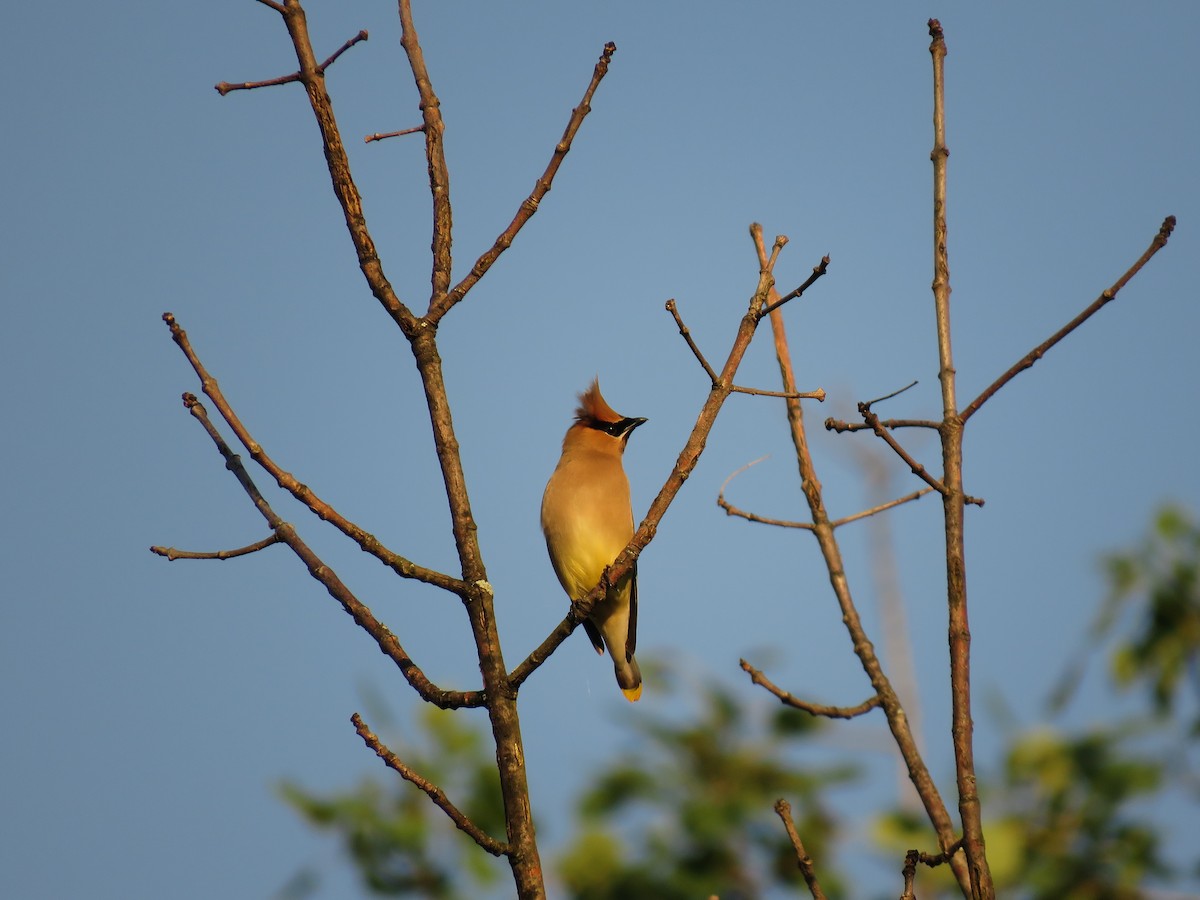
[3,2,1198,897]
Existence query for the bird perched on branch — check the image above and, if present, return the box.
[541,379,647,701]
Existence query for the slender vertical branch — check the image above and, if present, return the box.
[397,0,453,307]
[759,244,972,893]
[928,19,992,899]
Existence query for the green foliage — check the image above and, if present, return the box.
[991,726,1167,897]
[279,706,505,898]
[282,508,1200,897]
[1100,506,1200,722]
[556,674,855,900]
[876,505,1200,898]
[874,726,1169,899]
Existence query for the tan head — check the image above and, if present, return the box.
[564,379,647,453]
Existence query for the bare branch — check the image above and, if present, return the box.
[252,0,286,13]
[866,380,919,407]
[365,125,424,143]
[432,42,618,321]
[397,0,453,307]
[832,487,934,527]
[825,417,940,433]
[928,18,993,897]
[276,4,417,332]
[317,30,369,72]
[150,533,282,561]
[774,799,828,900]
[352,713,508,857]
[168,393,483,709]
[730,384,826,401]
[215,28,367,95]
[960,215,1176,424]
[757,255,830,318]
[161,314,467,595]
[719,459,929,530]
[858,401,959,502]
[902,841,966,900]
[666,298,720,383]
[759,242,973,892]
[742,660,881,719]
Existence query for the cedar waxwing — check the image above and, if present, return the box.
[541,379,647,701]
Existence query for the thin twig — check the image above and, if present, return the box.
[866,381,919,407]
[170,393,482,709]
[215,29,367,95]
[719,461,931,530]
[666,299,720,383]
[161,314,466,594]
[365,125,425,143]
[352,713,509,857]
[774,799,828,900]
[960,215,1176,424]
[757,255,831,318]
[833,488,934,527]
[731,384,826,401]
[432,42,618,321]
[825,418,940,433]
[741,660,881,719]
[858,402,952,501]
[150,533,282,561]
[252,0,286,13]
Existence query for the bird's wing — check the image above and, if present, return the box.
[581,619,606,656]
[625,561,638,662]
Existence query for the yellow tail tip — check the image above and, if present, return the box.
[622,684,643,702]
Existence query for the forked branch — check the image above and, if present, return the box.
[161,314,466,595]
[173,393,482,710]
[215,29,368,95]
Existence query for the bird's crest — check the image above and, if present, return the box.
[575,378,622,426]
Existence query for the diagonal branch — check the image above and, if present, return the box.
[775,799,829,900]
[742,660,881,719]
[666,298,720,383]
[274,3,417,333]
[756,255,830,318]
[352,713,508,856]
[857,401,987,506]
[162,314,467,596]
[960,215,1176,424]
[431,42,618,323]
[169,393,483,709]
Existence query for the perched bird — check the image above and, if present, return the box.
[541,379,648,701]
